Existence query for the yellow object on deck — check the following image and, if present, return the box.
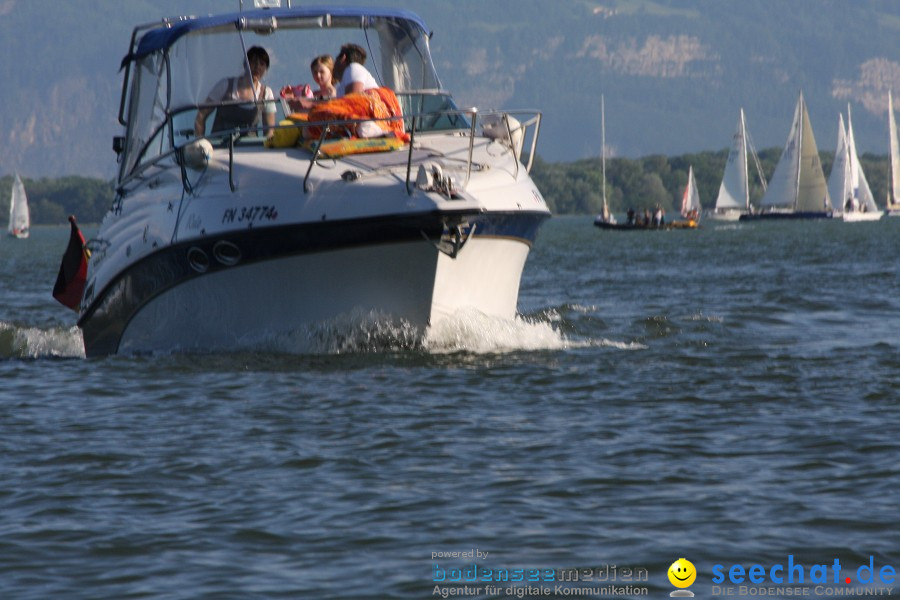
[264,119,302,148]
[302,135,406,158]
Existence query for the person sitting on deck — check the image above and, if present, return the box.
[334,43,380,96]
[300,43,407,141]
[194,46,276,139]
[280,54,338,112]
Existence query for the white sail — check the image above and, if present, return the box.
[761,97,803,209]
[715,109,749,212]
[827,113,851,214]
[761,91,831,213]
[8,173,30,239]
[681,165,701,218]
[846,106,878,213]
[888,90,900,213]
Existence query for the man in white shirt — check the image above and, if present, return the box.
[334,43,379,96]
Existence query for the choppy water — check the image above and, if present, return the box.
[1,217,898,599]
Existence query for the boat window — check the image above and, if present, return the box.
[121,52,169,177]
[398,92,469,132]
[122,31,250,176]
[119,14,445,178]
[389,22,441,91]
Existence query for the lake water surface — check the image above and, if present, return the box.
[1,216,898,599]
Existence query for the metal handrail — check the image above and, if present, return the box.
[253,107,542,195]
[465,108,478,189]
[118,105,542,200]
[405,115,418,195]
[304,124,332,194]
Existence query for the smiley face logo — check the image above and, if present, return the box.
[668,558,696,588]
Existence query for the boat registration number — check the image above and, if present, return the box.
[222,206,279,224]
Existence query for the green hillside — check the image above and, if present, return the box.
[5,149,893,224]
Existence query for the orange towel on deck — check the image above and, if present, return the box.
[306,87,408,141]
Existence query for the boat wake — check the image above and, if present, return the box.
[0,307,645,359]
[423,306,647,354]
[424,309,572,354]
[257,307,636,355]
[0,321,86,359]
[267,308,576,355]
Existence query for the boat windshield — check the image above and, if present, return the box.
[118,9,447,179]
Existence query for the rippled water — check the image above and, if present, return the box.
[1,217,898,599]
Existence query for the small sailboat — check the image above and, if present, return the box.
[593,95,624,229]
[830,106,883,222]
[8,173,30,239]
[886,90,900,217]
[710,108,766,220]
[740,91,833,220]
[593,96,669,231]
[669,165,701,229]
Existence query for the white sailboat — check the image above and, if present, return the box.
[886,90,900,217]
[835,105,883,222]
[682,165,701,218]
[7,173,30,239]
[592,95,673,230]
[828,113,852,217]
[741,91,832,220]
[594,95,647,230]
[711,108,766,220]
[597,94,615,225]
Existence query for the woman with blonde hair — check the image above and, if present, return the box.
[281,54,338,111]
[309,54,337,99]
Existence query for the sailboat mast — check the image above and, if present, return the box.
[794,92,804,211]
[847,103,855,199]
[889,90,899,207]
[740,108,749,212]
[601,94,607,211]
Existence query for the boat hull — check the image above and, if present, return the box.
[115,241,439,355]
[594,217,697,230]
[79,212,546,356]
[668,219,699,229]
[707,210,744,221]
[739,211,833,221]
[841,211,884,222]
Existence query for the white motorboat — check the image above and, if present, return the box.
[73,6,550,356]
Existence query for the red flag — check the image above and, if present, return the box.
[52,216,89,311]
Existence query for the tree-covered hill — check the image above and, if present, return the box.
[0,176,114,227]
[530,149,891,216]
[4,150,892,226]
